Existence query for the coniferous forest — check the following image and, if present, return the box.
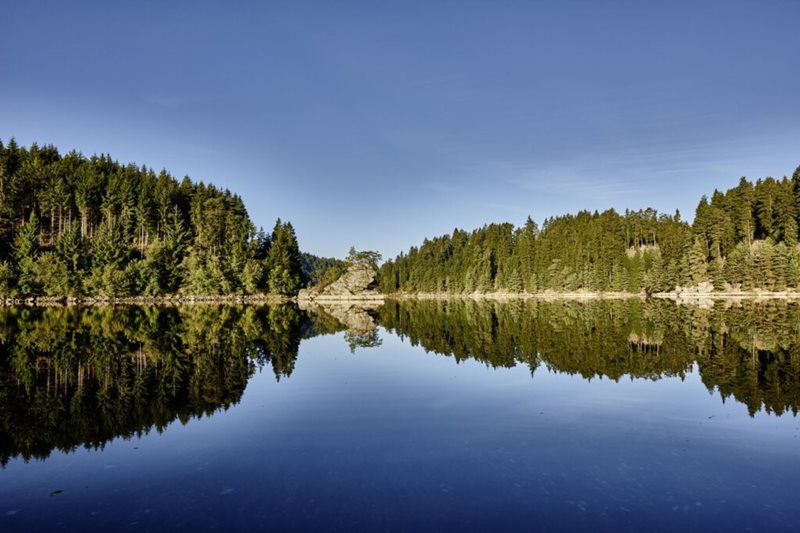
[379,166,800,295]
[0,139,311,297]
[1,138,799,298]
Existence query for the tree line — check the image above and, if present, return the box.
[379,166,800,294]
[0,139,309,296]
[3,138,798,297]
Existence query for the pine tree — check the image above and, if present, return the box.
[787,246,800,288]
[266,220,304,295]
[55,223,85,290]
[708,257,725,292]
[13,212,40,261]
[773,243,789,291]
[160,207,189,291]
[754,177,778,239]
[688,237,708,286]
[785,216,799,247]
[734,177,755,246]
[753,241,775,290]
[13,212,40,294]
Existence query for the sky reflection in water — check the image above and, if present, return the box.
[1,302,799,531]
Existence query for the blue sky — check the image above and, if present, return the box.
[2,1,798,259]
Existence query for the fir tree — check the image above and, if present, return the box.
[266,220,304,296]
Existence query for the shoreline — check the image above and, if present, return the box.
[0,294,291,307]
[387,290,800,302]
[6,289,800,307]
[388,291,643,301]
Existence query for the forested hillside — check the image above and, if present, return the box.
[3,138,798,298]
[0,139,306,297]
[379,166,800,294]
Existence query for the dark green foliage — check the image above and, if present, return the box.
[301,252,346,287]
[380,209,690,294]
[708,257,726,292]
[345,246,382,267]
[3,138,797,296]
[687,237,709,285]
[266,220,305,296]
[381,167,800,294]
[0,139,307,297]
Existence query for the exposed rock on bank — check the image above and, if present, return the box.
[298,263,384,302]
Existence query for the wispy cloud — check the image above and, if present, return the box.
[141,91,218,109]
[508,172,640,198]
[497,132,799,202]
[424,182,458,193]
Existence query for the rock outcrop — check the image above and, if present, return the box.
[298,263,384,301]
[298,264,384,349]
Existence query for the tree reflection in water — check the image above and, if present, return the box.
[379,299,800,417]
[2,299,800,466]
[0,305,326,465]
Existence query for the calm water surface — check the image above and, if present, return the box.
[1,301,799,531]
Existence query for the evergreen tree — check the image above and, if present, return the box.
[266,220,304,296]
[12,212,40,294]
[709,257,725,292]
[0,139,307,297]
[1,138,798,298]
[381,166,800,296]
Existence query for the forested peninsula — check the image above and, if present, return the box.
[0,139,342,301]
[2,139,799,302]
[378,165,800,297]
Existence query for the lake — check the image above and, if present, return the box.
[1,300,799,531]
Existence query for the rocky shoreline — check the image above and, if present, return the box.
[1,294,290,307]
[298,262,384,303]
[7,279,800,308]
[387,289,800,302]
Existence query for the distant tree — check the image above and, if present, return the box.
[346,246,382,267]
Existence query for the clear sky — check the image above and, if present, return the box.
[2,1,798,259]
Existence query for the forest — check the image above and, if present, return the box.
[0,139,317,297]
[379,166,800,294]
[2,138,800,298]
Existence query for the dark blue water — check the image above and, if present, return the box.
[2,326,799,532]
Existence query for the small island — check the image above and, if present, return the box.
[299,248,384,302]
